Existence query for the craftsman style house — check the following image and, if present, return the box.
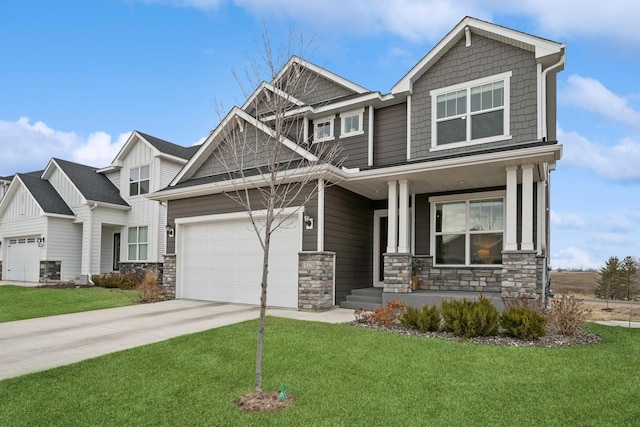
[150,17,565,310]
[0,132,197,282]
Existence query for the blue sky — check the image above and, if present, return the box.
[2,0,640,270]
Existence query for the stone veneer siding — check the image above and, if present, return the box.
[161,255,176,299]
[384,253,412,293]
[415,256,502,293]
[119,262,164,285]
[501,251,543,299]
[298,252,335,311]
[40,261,62,283]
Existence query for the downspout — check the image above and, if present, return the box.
[87,202,98,284]
[540,45,566,140]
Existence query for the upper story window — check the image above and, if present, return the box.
[431,191,504,266]
[340,108,364,137]
[128,225,148,261]
[431,71,511,149]
[129,165,150,196]
[313,116,335,143]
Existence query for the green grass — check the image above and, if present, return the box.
[0,285,141,322]
[0,319,638,426]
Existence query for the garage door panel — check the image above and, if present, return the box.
[180,216,299,308]
[7,238,40,282]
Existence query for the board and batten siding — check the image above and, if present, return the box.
[103,170,120,189]
[0,187,42,221]
[47,217,82,281]
[373,103,407,167]
[47,167,84,208]
[166,184,318,254]
[323,185,374,303]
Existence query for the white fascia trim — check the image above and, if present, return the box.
[171,107,318,185]
[276,56,369,94]
[392,17,563,94]
[241,81,306,111]
[156,153,189,164]
[86,200,131,211]
[97,165,120,174]
[44,213,76,219]
[348,144,562,182]
[261,105,314,122]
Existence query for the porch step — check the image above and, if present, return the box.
[340,288,383,311]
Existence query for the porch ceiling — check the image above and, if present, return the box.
[338,145,560,200]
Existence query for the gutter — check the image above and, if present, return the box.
[541,45,566,140]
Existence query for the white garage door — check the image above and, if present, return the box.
[7,237,40,282]
[179,216,299,309]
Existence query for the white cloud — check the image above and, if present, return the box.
[560,75,640,128]
[0,117,129,176]
[603,213,636,233]
[590,232,629,246]
[559,127,640,182]
[550,211,586,229]
[551,246,599,270]
[142,0,640,45]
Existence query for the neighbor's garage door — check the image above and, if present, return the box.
[179,216,299,309]
[7,237,40,282]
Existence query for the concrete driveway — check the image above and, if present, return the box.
[0,299,354,381]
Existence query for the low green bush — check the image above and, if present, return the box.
[441,297,500,338]
[500,306,547,340]
[400,305,440,332]
[91,272,142,290]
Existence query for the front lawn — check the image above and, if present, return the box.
[0,285,141,322]
[0,318,638,426]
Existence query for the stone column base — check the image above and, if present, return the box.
[384,253,412,293]
[298,252,335,312]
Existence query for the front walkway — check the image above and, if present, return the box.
[0,299,354,381]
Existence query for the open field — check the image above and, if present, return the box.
[550,271,640,322]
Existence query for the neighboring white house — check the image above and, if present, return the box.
[0,131,198,283]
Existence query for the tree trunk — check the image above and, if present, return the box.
[254,207,273,393]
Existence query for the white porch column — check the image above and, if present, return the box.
[398,179,410,253]
[387,181,398,253]
[505,166,518,251]
[521,164,534,251]
[317,178,325,252]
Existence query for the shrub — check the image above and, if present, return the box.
[441,297,499,338]
[137,270,164,303]
[354,300,405,327]
[91,272,144,290]
[400,305,440,332]
[546,295,591,337]
[502,294,544,312]
[500,306,547,340]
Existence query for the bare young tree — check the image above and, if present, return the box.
[213,27,343,393]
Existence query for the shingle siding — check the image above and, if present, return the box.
[411,34,538,159]
[284,68,355,105]
[323,185,374,303]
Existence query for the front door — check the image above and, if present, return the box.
[112,233,121,271]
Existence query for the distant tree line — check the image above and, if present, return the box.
[595,256,639,301]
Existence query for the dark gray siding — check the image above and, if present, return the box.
[374,103,407,166]
[166,184,317,253]
[335,106,369,169]
[414,194,430,255]
[411,34,538,158]
[191,125,302,179]
[282,68,355,106]
[323,185,374,303]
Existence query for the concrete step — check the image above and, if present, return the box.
[339,300,382,311]
[344,294,382,304]
[339,287,383,311]
[350,287,383,297]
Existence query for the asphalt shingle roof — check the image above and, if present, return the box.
[18,172,74,216]
[53,158,129,207]
[137,131,200,160]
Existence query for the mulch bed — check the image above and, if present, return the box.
[349,322,603,348]
[36,283,95,289]
[236,391,295,413]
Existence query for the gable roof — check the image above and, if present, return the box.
[392,16,565,94]
[17,172,74,216]
[171,106,318,185]
[104,131,199,171]
[241,81,307,112]
[48,158,129,207]
[275,56,369,95]
[136,131,200,160]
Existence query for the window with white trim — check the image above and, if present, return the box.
[340,108,364,137]
[432,192,504,266]
[129,165,150,196]
[313,116,334,142]
[431,72,511,148]
[128,226,148,261]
